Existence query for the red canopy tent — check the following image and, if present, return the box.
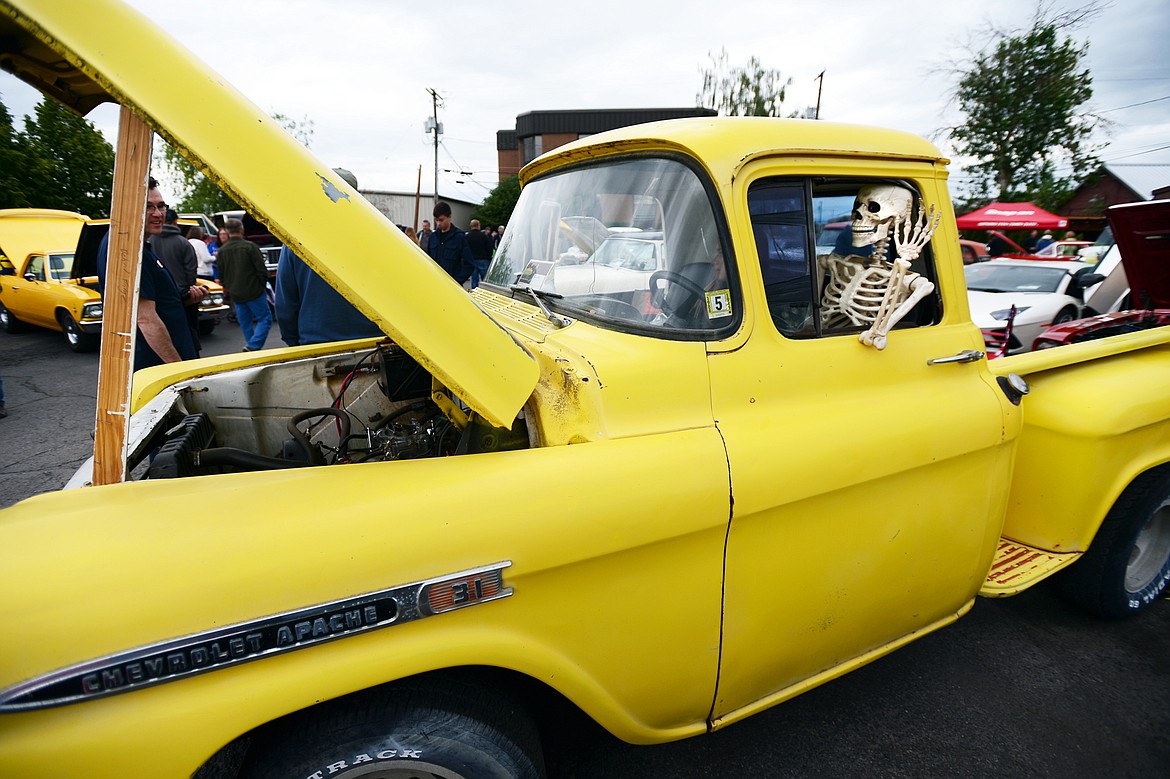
[955,202,1068,231]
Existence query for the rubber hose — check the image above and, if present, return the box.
[287,408,351,465]
[197,447,308,471]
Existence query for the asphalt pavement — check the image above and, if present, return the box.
[0,319,1167,778]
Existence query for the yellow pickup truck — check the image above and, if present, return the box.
[1,2,1168,778]
[0,209,229,350]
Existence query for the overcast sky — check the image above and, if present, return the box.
[1,0,1167,203]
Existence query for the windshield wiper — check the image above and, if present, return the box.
[510,283,572,328]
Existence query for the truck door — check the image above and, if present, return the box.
[8,253,55,328]
[708,171,1019,725]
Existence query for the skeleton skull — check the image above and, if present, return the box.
[851,184,913,249]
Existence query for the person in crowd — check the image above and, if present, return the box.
[188,226,216,279]
[417,219,432,249]
[403,226,417,244]
[97,177,197,370]
[152,209,207,354]
[209,226,230,256]
[987,232,1011,257]
[1023,230,1040,253]
[425,201,474,285]
[494,224,505,251]
[1064,230,1079,241]
[216,218,272,351]
[1036,233,1055,251]
[465,219,493,288]
[275,168,383,347]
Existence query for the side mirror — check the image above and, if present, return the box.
[23,272,37,282]
[1077,273,1106,288]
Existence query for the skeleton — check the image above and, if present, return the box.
[819,184,940,349]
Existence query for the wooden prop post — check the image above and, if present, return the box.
[93,106,151,486]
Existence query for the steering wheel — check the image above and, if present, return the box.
[650,270,708,317]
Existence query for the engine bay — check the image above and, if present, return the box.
[128,341,532,480]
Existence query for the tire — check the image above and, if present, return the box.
[1055,466,1170,618]
[1052,307,1077,326]
[241,679,545,779]
[0,301,25,333]
[57,311,98,353]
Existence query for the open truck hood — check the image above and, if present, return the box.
[1107,199,1170,310]
[0,209,88,271]
[0,0,537,429]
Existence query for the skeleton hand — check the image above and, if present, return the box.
[893,201,940,263]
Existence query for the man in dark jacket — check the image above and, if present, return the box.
[216,218,272,351]
[425,201,473,286]
[151,209,205,352]
[465,218,494,289]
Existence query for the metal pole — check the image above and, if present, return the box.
[813,70,825,120]
[427,88,441,203]
[414,165,421,233]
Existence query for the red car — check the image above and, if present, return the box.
[959,239,988,264]
[1033,200,1170,349]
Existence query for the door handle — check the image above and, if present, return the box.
[926,349,985,366]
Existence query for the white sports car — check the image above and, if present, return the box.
[965,258,1107,355]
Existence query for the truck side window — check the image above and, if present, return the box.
[748,181,815,336]
[27,255,46,282]
[749,177,942,339]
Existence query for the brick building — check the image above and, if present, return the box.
[496,108,718,180]
[1061,165,1169,237]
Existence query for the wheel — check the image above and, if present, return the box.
[1051,307,1077,326]
[241,679,545,779]
[649,269,708,317]
[57,311,98,353]
[1055,466,1170,618]
[0,300,25,333]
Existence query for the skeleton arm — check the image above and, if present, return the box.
[860,269,935,350]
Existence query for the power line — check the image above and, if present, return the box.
[1095,94,1170,114]
[1104,143,1170,162]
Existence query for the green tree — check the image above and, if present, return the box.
[155,141,239,215]
[154,112,314,214]
[697,48,794,117]
[474,175,520,230]
[947,4,1102,209]
[0,97,32,208]
[18,98,114,215]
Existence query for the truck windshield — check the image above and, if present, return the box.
[485,157,734,337]
[47,252,75,280]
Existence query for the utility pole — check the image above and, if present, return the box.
[813,70,825,120]
[425,88,443,204]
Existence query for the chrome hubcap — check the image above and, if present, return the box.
[1126,499,1170,592]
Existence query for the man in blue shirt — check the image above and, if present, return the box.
[97,178,198,371]
[273,168,382,346]
[275,244,381,346]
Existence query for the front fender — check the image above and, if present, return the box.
[0,428,729,776]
